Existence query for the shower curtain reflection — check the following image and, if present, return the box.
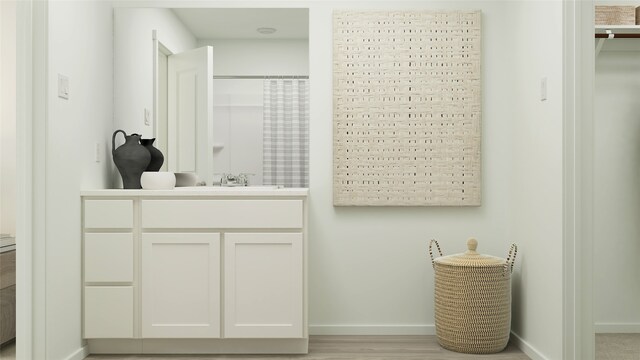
[211,78,309,188]
[263,79,309,188]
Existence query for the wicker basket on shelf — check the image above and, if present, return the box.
[595,6,637,25]
[428,238,517,354]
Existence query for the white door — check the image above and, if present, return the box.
[168,46,213,183]
[224,233,303,338]
[141,233,220,338]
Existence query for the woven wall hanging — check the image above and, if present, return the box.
[333,10,482,206]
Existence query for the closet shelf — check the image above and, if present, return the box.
[595,26,640,57]
[596,25,640,36]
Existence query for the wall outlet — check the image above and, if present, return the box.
[144,108,151,126]
[58,74,69,100]
[540,77,547,102]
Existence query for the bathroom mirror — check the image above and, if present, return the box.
[114,7,310,186]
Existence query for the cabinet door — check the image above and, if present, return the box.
[141,233,220,338]
[224,233,303,338]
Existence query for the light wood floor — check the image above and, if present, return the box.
[6,334,640,359]
[596,334,640,360]
[85,336,530,360]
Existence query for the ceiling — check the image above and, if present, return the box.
[171,8,309,40]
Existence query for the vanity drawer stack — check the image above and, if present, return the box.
[81,190,308,354]
[82,200,135,339]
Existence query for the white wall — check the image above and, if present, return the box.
[111,2,565,360]
[508,1,564,359]
[113,8,197,147]
[199,38,309,76]
[308,0,515,335]
[0,0,16,237]
[212,80,265,184]
[45,1,114,359]
[594,50,640,332]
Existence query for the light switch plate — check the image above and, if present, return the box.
[58,74,69,100]
[144,108,150,126]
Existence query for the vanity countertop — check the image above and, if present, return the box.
[81,187,309,197]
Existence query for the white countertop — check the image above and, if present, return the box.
[81,186,309,197]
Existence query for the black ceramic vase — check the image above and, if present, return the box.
[112,130,151,189]
[140,138,164,172]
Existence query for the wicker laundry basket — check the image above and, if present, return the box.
[428,238,517,354]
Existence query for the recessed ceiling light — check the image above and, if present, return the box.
[257,27,277,35]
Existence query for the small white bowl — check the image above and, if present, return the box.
[141,172,176,190]
[174,172,199,187]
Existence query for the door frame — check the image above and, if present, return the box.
[152,30,172,171]
[14,2,595,359]
[152,29,173,140]
[16,0,47,358]
[563,1,595,359]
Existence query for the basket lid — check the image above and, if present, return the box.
[434,238,505,267]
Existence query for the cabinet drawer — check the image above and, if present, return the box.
[84,200,133,229]
[141,200,303,229]
[84,233,133,283]
[84,286,133,338]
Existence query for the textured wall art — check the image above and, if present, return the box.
[333,10,482,206]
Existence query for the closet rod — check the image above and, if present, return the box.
[595,33,640,38]
[212,75,309,79]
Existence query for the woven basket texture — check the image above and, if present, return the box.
[430,239,516,354]
[434,262,511,354]
[595,6,636,25]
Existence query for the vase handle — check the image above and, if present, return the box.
[112,129,127,154]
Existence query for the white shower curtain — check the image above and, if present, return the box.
[263,79,309,188]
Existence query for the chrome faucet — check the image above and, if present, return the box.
[216,173,254,187]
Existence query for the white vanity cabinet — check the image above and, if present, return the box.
[81,188,308,354]
[82,199,135,339]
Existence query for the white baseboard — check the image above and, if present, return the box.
[87,339,308,354]
[309,325,435,336]
[310,326,551,360]
[64,345,89,360]
[595,323,640,333]
[509,332,550,360]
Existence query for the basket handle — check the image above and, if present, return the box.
[428,239,443,268]
[503,243,518,276]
